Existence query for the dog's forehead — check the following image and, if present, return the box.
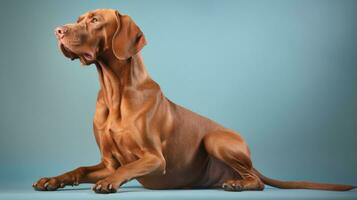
[77,9,116,22]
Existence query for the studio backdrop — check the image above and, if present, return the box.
[0,0,356,187]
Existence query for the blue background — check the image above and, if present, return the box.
[0,0,356,199]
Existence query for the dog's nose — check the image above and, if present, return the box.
[55,26,68,39]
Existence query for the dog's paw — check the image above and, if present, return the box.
[93,179,118,194]
[222,179,264,191]
[32,177,65,191]
[222,180,244,191]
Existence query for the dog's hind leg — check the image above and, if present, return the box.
[203,130,264,191]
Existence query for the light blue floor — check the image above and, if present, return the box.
[1,181,356,200]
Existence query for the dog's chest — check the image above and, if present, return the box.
[93,89,157,167]
[97,122,142,166]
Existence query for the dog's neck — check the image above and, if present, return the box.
[95,51,151,119]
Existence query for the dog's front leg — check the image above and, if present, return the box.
[33,162,115,191]
[93,153,165,193]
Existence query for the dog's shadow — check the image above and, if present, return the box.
[57,185,146,193]
[55,185,218,194]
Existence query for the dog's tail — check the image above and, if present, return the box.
[253,168,356,191]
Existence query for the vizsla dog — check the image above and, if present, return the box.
[33,9,356,193]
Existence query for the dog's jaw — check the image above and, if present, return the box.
[58,42,79,60]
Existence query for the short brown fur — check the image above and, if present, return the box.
[33,9,356,193]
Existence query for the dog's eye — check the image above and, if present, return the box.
[91,17,98,23]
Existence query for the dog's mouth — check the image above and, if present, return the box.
[58,42,97,65]
[59,42,79,60]
[82,52,95,61]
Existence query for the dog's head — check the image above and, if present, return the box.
[55,9,146,65]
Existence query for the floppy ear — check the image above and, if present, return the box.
[112,11,147,60]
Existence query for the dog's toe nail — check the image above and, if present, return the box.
[60,183,64,188]
[44,182,49,188]
[108,184,112,190]
[96,185,102,190]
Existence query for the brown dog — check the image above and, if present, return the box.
[33,9,355,193]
